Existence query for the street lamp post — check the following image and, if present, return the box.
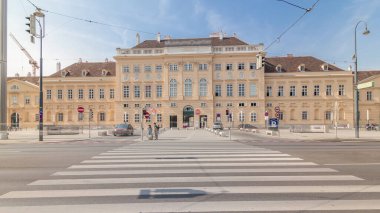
[353,21,370,138]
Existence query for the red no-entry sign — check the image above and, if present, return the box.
[77,106,84,113]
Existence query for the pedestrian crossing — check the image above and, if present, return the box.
[1,130,379,212]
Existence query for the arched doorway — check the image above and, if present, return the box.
[11,112,20,128]
[183,105,194,128]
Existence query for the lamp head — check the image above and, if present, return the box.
[363,26,370,35]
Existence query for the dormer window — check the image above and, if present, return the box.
[276,64,282,72]
[61,70,70,77]
[10,85,19,90]
[298,64,305,72]
[101,69,110,76]
[321,63,329,71]
[81,70,89,77]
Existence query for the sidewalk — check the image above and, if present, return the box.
[241,128,380,142]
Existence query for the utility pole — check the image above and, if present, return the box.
[0,0,7,140]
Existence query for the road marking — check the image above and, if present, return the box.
[93,153,291,159]
[325,163,380,166]
[81,157,303,164]
[52,168,338,176]
[2,200,380,212]
[29,175,362,185]
[2,185,378,199]
[103,151,282,155]
[68,162,318,169]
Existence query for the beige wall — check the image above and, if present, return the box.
[359,75,380,126]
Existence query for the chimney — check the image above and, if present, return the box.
[163,35,172,40]
[78,58,82,63]
[233,33,237,38]
[105,58,108,63]
[348,65,352,71]
[219,31,223,40]
[287,54,294,57]
[27,72,31,77]
[56,62,61,72]
[15,73,20,77]
[157,32,161,42]
[136,33,140,45]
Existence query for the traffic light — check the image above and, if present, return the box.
[89,109,94,120]
[25,15,36,36]
[226,109,229,115]
[143,109,150,119]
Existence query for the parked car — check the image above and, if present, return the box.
[238,124,257,129]
[213,122,224,130]
[113,123,134,136]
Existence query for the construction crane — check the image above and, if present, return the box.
[9,33,39,77]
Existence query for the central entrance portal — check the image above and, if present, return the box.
[183,106,194,128]
[11,112,20,128]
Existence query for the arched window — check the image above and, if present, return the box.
[184,79,192,97]
[199,78,207,96]
[169,79,177,97]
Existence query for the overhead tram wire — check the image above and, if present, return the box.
[276,0,310,11]
[24,0,156,35]
[264,0,321,51]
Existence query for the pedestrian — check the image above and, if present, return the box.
[154,122,159,140]
[147,125,153,140]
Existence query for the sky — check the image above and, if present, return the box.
[7,0,380,77]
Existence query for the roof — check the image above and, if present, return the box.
[133,37,248,49]
[7,76,39,86]
[264,56,344,73]
[358,70,380,82]
[49,62,116,77]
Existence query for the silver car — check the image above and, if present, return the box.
[213,122,223,130]
[113,123,134,136]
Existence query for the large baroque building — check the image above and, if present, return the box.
[6,33,380,129]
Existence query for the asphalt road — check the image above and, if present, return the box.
[1,130,380,212]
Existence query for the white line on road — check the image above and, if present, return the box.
[2,200,380,212]
[29,175,362,185]
[325,163,380,166]
[68,162,318,169]
[1,185,377,199]
[52,168,338,176]
[102,151,282,155]
[81,157,303,164]
[93,153,291,159]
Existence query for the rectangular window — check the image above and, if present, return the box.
[99,88,105,99]
[67,89,73,100]
[215,103,221,107]
[157,114,162,122]
[367,91,372,101]
[325,111,332,120]
[239,102,245,107]
[251,112,257,122]
[123,85,129,98]
[215,85,222,97]
[57,89,63,100]
[238,84,245,97]
[144,65,152,72]
[12,96,17,104]
[122,65,129,73]
[145,85,152,98]
[134,114,140,123]
[266,86,272,97]
[110,89,115,99]
[78,89,83,99]
[314,85,320,96]
[302,85,308,96]
[133,65,140,72]
[227,102,233,107]
[215,64,221,71]
[157,103,162,108]
[226,64,233,71]
[134,85,140,98]
[169,64,178,71]
[227,84,233,97]
[302,111,308,120]
[239,112,245,122]
[184,64,193,71]
[156,85,162,98]
[326,85,332,96]
[290,86,296,96]
[155,65,162,72]
[47,90,52,100]
[250,83,257,96]
[338,85,345,96]
[249,63,257,70]
[99,112,105,121]
[251,102,257,107]
[89,89,94,99]
[171,102,177,107]
[35,114,39,121]
[123,113,129,123]
[278,86,284,97]
[58,113,64,122]
[201,102,206,107]
[199,64,208,71]
[135,103,140,108]
[238,63,245,70]
[25,96,30,105]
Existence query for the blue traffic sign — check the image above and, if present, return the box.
[269,118,279,128]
